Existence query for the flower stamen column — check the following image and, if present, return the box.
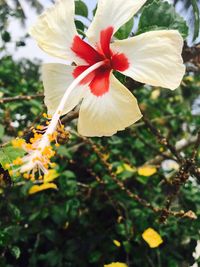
[19,61,105,176]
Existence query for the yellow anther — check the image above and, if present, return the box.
[36,125,44,130]
[29,174,35,181]
[43,146,55,159]
[23,173,29,179]
[46,121,50,125]
[12,138,25,148]
[43,113,48,118]
[13,157,23,165]
[52,132,58,138]
[34,133,42,139]
[5,163,10,169]
[48,134,54,142]
[18,131,23,137]
[34,157,41,162]
[25,143,33,150]
[38,175,43,180]
[30,138,34,144]
[9,170,13,176]
[55,143,60,147]
[50,163,56,168]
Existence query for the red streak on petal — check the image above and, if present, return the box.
[111,53,129,72]
[100,26,114,58]
[71,28,129,97]
[71,36,103,65]
[73,66,96,84]
[89,68,111,97]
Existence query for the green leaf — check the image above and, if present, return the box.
[62,170,76,179]
[75,0,88,17]
[137,0,189,39]
[191,0,200,41]
[8,204,21,220]
[10,246,21,259]
[75,20,85,32]
[93,5,97,16]
[1,31,11,42]
[136,175,149,185]
[75,20,86,37]
[89,251,101,263]
[123,241,132,253]
[57,145,71,158]
[0,145,25,167]
[115,18,134,39]
[0,124,5,139]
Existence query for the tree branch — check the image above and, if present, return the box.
[142,115,183,163]
[0,94,44,104]
[75,134,196,221]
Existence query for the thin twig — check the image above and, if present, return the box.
[0,94,44,104]
[142,135,198,166]
[78,135,196,220]
[142,115,183,163]
[191,130,200,161]
[159,160,193,222]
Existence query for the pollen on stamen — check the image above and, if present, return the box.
[11,107,71,184]
[13,157,23,165]
[23,173,29,179]
[12,138,26,148]
[11,123,63,182]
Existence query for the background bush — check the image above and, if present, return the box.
[0,0,200,266]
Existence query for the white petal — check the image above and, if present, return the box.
[111,30,185,90]
[78,74,142,137]
[86,0,147,45]
[42,64,85,115]
[30,0,78,62]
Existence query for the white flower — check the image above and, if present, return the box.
[29,0,185,137]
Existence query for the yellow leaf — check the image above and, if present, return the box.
[43,169,59,183]
[113,240,121,247]
[150,89,160,100]
[29,183,58,195]
[103,153,110,161]
[138,166,157,177]
[104,262,128,267]
[116,163,136,174]
[142,228,163,248]
[184,76,194,82]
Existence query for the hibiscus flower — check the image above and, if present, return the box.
[30,0,185,137]
[14,0,185,176]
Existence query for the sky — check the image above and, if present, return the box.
[2,0,198,62]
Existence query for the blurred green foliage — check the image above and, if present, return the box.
[137,0,189,38]
[0,0,200,266]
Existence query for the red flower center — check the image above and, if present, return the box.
[71,26,129,96]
